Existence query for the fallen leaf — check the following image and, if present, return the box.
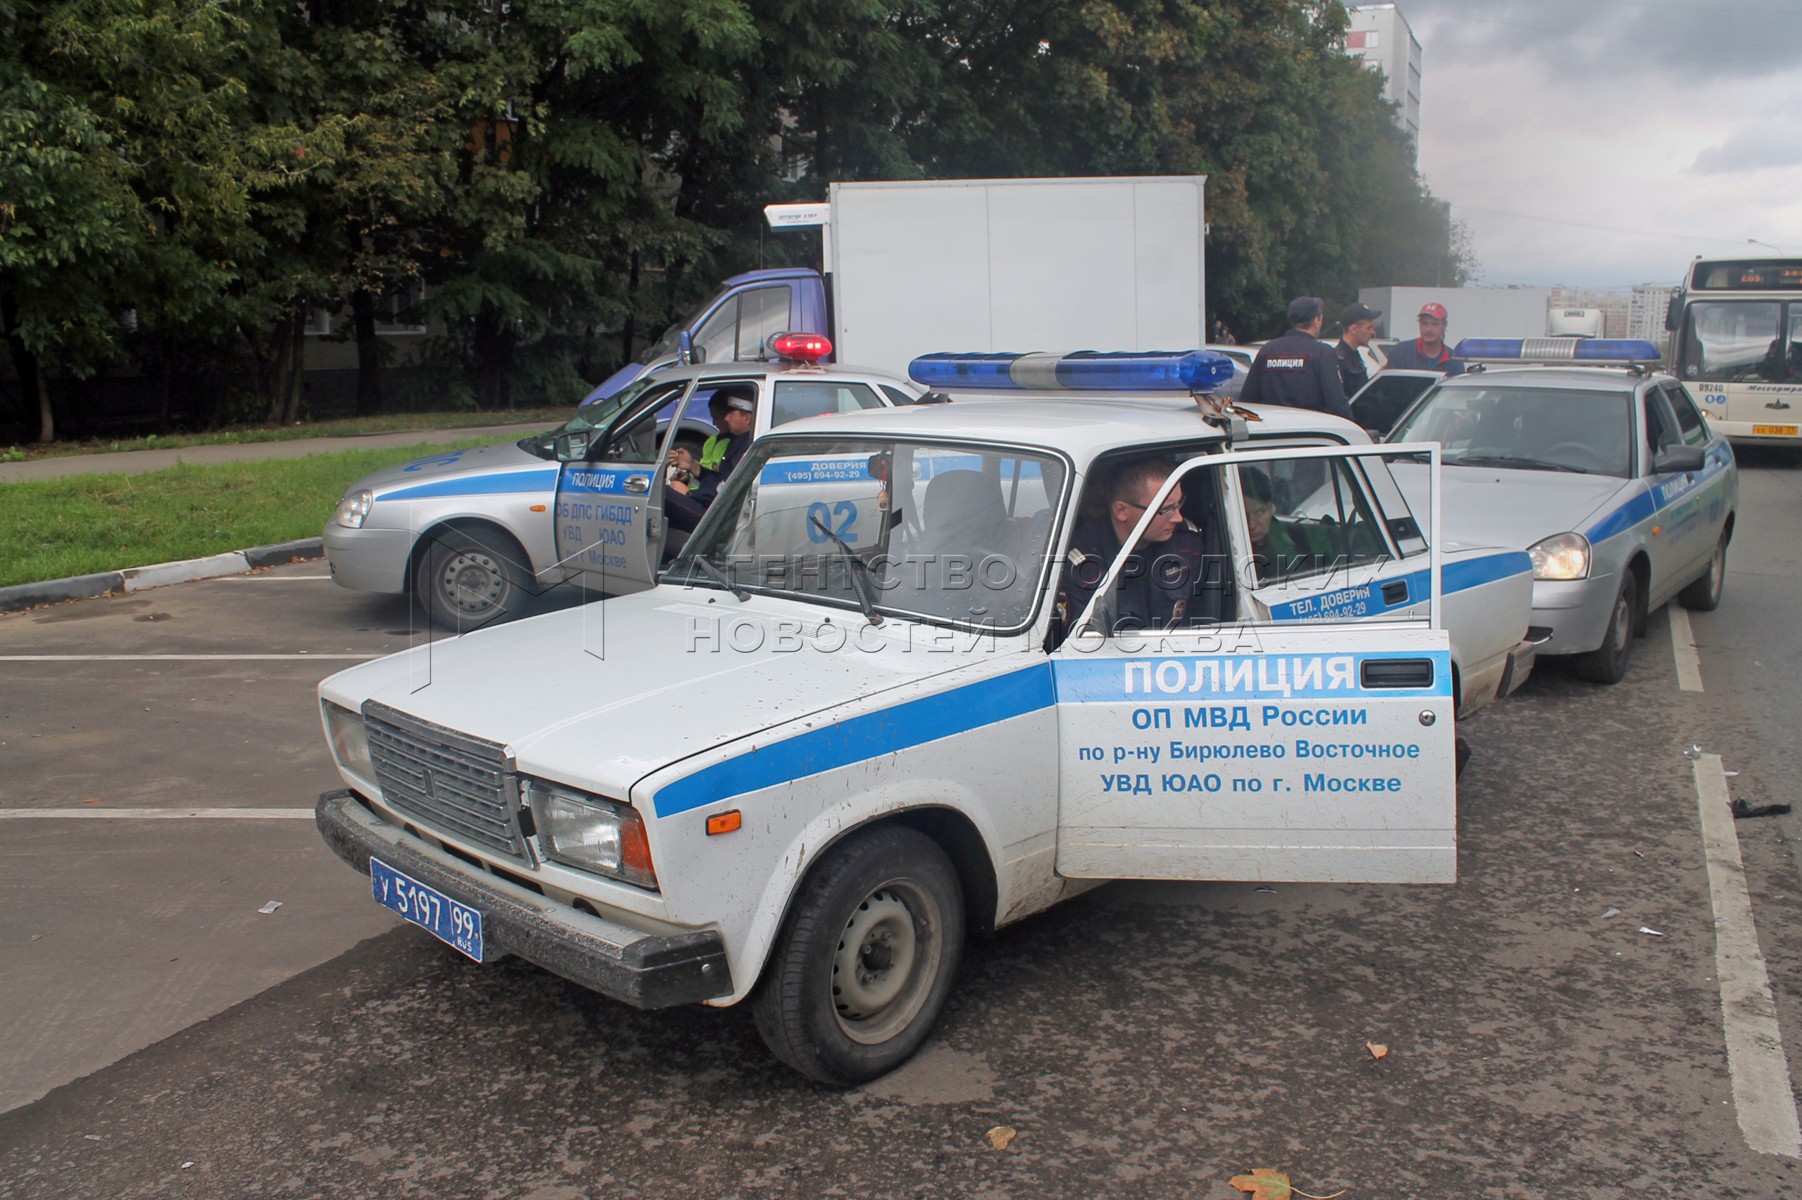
[985,1126,1016,1150]
[83,797,104,805]
[1228,1168,1348,1199]
[1229,1168,1346,1199]
[1366,1040,1389,1059]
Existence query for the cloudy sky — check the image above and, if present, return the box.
[1395,0,1802,290]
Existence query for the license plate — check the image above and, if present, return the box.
[371,857,484,961]
[1753,424,1798,436]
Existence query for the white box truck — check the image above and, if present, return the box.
[587,176,1209,399]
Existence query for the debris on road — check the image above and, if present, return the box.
[1602,907,1621,919]
[1366,1040,1389,1059]
[1639,926,1666,937]
[1730,799,1791,819]
[985,1126,1016,1150]
[1229,1167,1346,1199]
[257,901,283,914]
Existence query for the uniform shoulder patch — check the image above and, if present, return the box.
[1066,547,1089,566]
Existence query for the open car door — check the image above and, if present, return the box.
[1052,442,1456,884]
[553,377,694,593]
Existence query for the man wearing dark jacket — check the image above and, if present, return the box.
[1240,296,1355,422]
[1335,301,1382,397]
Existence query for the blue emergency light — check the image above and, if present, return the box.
[1453,337,1663,364]
[907,349,1235,393]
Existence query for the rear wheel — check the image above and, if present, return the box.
[752,826,965,1086]
[1678,533,1727,612]
[1575,571,1637,684]
[415,527,533,630]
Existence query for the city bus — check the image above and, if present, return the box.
[1667,255,1802,444]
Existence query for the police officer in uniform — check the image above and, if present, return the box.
[1052,459,1231,643]
[1239,296,1355,422]
[666,386,756,534]
[1335,301,1382,397]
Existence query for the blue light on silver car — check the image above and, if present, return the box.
[1454,338,1663,364]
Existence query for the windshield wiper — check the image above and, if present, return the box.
[685,553,749,601]
[809,514,883,626]
[1453,454,1588,474]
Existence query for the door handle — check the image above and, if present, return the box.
[1360,658,1434,689]
[624,474,650,495]
[1381,580,1409,606]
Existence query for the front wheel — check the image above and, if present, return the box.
[415,527,533,630]
[1678,533,1727,612]
[752,826,965,1086]
[1575,571,1637,684]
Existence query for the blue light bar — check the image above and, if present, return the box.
[1453,337,1663,364]
[908,350,1235,393]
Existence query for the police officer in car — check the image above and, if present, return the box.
[1240,296,1355,422]
[666,385,756,534]
[1053,459,1230,644]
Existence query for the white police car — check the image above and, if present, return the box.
[323,337,921,627]
[314,351,1532,1085]
[1386,338,1738,683]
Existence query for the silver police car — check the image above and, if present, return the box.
[1385,339,1737,683]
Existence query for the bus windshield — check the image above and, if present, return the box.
[1680,299,1802,384]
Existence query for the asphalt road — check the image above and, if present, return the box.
[3,454,1802,1198]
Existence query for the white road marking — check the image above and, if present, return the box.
[1694,753,1802,1158]
[1670,606,1705,692]
[0,654,382,661]
[223,575,333,581]
[0,808,316,820]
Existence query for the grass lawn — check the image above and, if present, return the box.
[1,408,570,462]
[1,435,514,588]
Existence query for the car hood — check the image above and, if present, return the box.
[1392,461,1629,548]
[351,439,558,500]
[321,588,980,796]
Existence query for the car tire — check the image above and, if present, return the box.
[752,826,964,1086]
[1575,571,1637,685]
[1678,534,1727,612]
[415,527,533,630]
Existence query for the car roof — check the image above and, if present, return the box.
[758,392,1368,458]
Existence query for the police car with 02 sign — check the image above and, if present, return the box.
[313,348,1526,1087]
[322,335,922,629]
[1384,338,1738,684]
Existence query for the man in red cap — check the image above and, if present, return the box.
[1384,302,1466,374]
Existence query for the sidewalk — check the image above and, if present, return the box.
[0,422,548,484]
[1,422,548,612]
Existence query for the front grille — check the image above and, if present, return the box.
[364,702,524,861]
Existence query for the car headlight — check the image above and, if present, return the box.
[1528,532,1591,581]
[322,700,373,780]
[332,488,374,529]
[526,778,658,889]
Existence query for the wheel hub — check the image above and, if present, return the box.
[443,553,503,613]
[833,891,917,1021]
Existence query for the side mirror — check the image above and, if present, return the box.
[1665,295,1682,333]
[553,431,592,462]
[1654,444,1706,474]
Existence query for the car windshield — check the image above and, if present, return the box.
[670,436,1068,633]
[518,375,670,460]
[641,295,718,362]
[1388,383,1634,477]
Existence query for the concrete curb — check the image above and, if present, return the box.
[0,538,324,615]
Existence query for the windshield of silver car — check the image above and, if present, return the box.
[1389,384,1633,477]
